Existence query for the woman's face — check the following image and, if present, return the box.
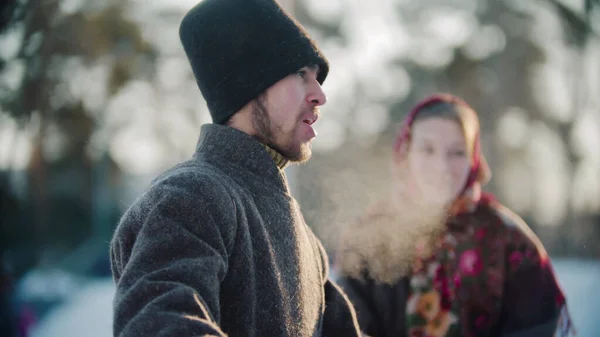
[405,117,471,206]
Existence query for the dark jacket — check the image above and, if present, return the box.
[336,203,567,337]
[110,124,360,337]
[338,271,560,337]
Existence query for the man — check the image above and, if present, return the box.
[109,0,361,336]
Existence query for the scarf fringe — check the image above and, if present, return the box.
[556,305,576,337]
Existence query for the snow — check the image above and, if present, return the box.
[29,279,115,337]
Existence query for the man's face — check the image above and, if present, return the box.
[251,65,326,163]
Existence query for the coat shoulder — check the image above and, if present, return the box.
[110,159,239,262]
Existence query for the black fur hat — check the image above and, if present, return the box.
[179,0,329,124]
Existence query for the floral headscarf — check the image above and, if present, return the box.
[393,93,491,202]
[397,94,572,337]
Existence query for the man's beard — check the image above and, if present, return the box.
[251,95,312,163]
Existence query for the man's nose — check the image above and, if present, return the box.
[307,81,327,106]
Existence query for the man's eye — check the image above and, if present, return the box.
[297,69,306,78]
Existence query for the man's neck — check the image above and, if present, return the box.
[224,121,289,169]
[261,144,289,169]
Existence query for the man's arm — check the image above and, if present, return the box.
[110,175,237,337]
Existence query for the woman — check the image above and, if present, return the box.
[335,94,573,337]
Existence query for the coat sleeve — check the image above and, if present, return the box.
[110,173,237,337]
[335,273,409,337]
[335,275,377,336]
[492,205,572,337]
[308,231,363,337]
[321,278,363,337]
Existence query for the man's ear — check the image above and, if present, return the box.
[226,101,254,133]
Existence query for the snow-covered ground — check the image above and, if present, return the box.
[28,279,114,337]
[552,258,600,337]
[28,258,599,337]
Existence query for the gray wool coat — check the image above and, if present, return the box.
[110,124,361,337]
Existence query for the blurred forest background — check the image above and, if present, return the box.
[0,0,599,336]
